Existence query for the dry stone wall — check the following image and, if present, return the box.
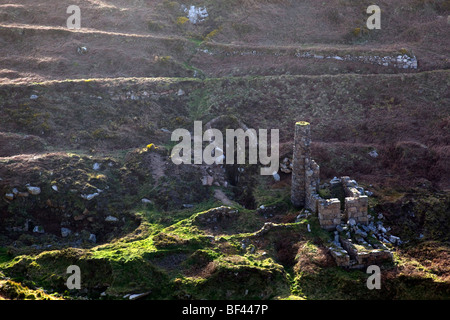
[200,45,419,70]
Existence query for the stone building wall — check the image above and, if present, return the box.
[317,198,341,230]
[344,196,369,225]
[291,122,368,230]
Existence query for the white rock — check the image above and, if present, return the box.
[215,154,225,164]
[77,46,88,54]
[30,94,39,100]
[5,193,14,200]
[129,292,150,300]
[26,186,41,195]
[141,198,152,204]
[89,233,97,243]
[348,218,356,226]
[81,193,99,200]
[61,227,71,238]
[272,172,280,182]
[259,205,265,210]
[177,89,185,96]
[12,188,19,195]
[33,226,44,234]
[93,163,101,170]
[330,177,340,184]
[105,216,119,222]
[52,185,58,192]
[368,150,379,158]
[187,5,208,24]
[307,224,311,232]
[389,235,401,245]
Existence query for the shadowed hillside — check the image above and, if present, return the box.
[0,0,449,301]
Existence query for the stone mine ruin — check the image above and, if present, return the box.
[290,121,393,268]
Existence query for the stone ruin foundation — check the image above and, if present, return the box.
[291,121,393,268]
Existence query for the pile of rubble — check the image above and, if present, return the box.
[327,213,401,268]
[279,157,293,174]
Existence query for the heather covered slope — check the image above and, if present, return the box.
[0,0,449,83]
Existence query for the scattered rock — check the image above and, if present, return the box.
[81,193,99,201]
[129,292,151,300]
[201,175,214,186]
[378,225,387,234]
[105,216,119,222]
[26,186,41,195]
[184,5,208,24]
[88,234,97,243]
[389,235,402,245]
[93,163,101,171]
[355,229,368,238]
[4,193,14,201]
[77,46,88,54]
[33,226,44,234]
[368,150,379,158]
[348,218,356,226]
[272,172,280,182]
[61,228,72,238]
[334,233,340,243]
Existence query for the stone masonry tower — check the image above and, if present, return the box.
[291,121,311,207]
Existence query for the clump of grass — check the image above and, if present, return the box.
[0,280,62,300]
[148,21,163,31]
[204,27,222,42]
[176,16,189,26]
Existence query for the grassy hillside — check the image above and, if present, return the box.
[0,0,449,300]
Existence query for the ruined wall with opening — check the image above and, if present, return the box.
[290,122,369,230]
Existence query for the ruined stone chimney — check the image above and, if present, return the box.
[291,121,311,207]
